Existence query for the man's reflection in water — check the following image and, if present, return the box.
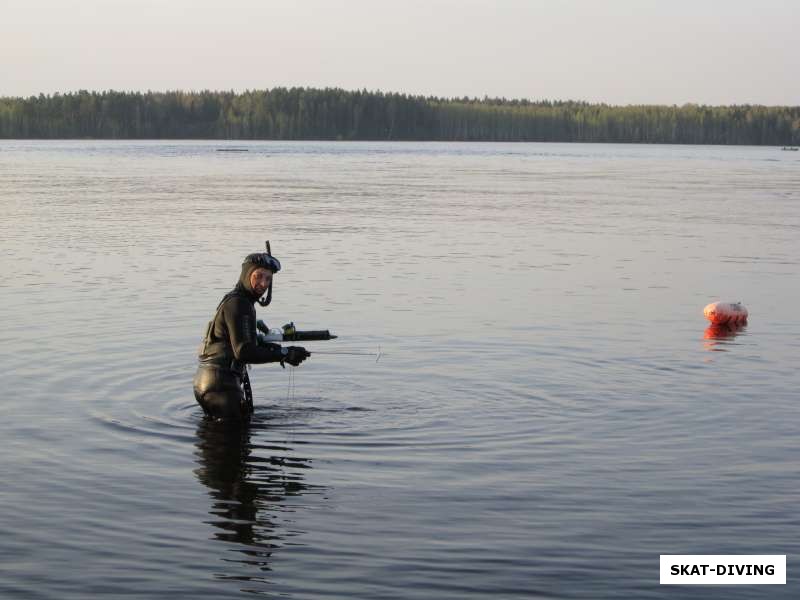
[194,416,318,576]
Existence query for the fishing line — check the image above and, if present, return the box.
[310,346,383,362]
[284,345,382,401]
[286,365,297,402]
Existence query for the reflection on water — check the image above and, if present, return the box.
[194,417,318,590]
[2,141,799,599]
[703,322,747,351]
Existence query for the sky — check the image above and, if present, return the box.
[1,0,798,106]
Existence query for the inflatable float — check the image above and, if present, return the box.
[703,301,748,325]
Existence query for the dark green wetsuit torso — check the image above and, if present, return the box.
[193,278,283,421]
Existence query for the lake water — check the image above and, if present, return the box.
[1,140,798,599]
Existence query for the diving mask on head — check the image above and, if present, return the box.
[243,252,281,274]
[244,241,281,306]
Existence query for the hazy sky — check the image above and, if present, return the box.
[2,0,798,105]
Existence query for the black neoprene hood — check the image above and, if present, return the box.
[238,253,280,301]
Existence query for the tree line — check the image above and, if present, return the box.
[1,88,798,145]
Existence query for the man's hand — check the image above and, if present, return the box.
[283,346,310,367]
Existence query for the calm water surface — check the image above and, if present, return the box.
[1,141,798,598]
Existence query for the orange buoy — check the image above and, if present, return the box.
[703,301,748,325]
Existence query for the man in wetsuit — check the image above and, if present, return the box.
[193,251,310,421]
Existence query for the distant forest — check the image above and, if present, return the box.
[1,88,798,145]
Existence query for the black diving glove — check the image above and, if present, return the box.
[282,346,310,367]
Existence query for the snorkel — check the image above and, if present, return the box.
[256,241,280,307]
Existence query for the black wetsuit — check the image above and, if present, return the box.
[194,266,284,421]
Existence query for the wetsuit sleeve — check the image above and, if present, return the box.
[222,297,284,364]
